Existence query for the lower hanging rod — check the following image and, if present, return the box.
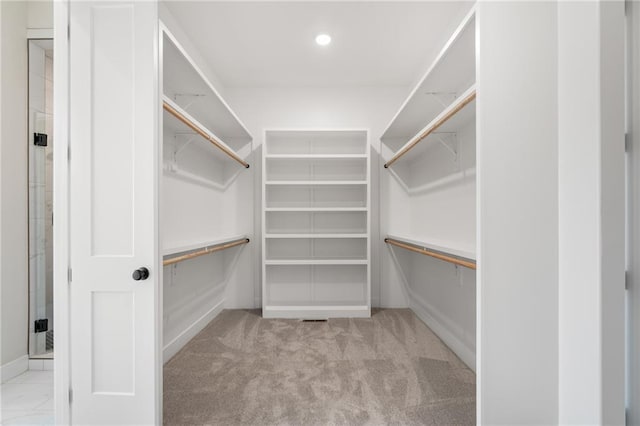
[384,237,476,270]
[163,238,250,266]
[163,100,250,169]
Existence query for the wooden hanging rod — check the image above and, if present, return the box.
[384,89,476,169]
[163,101,250,169]
[384,237,476,270]
[163,238,250,266]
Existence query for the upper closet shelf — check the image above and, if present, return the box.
[163,96,249,168]
[161,22,252,148]
[381,7,475,145]
[384,85,476,168]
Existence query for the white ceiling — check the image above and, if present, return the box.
[164,1,474,88]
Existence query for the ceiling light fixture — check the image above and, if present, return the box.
[315,34,331,46]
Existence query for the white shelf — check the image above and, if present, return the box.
[265,180,368,186]
[163,95,248,166]
[385,84,476,167]
[263,305,370,319]
[265,233,368,239]
[163,235,248,257]
[386,234,475,261]
[263,129,371,319]
[265,130,368,155]
[265,154,367,159]
[381,7,476,145]
[161,24,252,146]
[265,259,368,266]
[265,207,367,212]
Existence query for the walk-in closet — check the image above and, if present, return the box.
[155,2,477,423]
[47,0,630,424]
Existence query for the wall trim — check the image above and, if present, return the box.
[408,287,476,371]
[27,28,53,39]
[162,298,225,364]
[1,355,29,383]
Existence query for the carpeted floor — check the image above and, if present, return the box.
[163,309,475,425]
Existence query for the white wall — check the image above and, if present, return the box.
[0,0,29,381]
[0,0,53,381]
[477,1,625,424]
[27,0,52,31]
[477,2,559,424]
[558,2,625,424]
[225,86,409,309]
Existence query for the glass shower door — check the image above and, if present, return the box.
[28,39,54,358]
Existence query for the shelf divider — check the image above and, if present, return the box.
[266,233,367,239]
[265,180,367,186]
[265,259,367,265]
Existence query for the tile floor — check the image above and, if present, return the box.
[0,371,54,425]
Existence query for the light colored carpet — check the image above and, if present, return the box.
[164,309,475,425]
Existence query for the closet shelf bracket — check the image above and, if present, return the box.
[173,133,198,160]
[424,91,458,108]
[433,132,458,159]
[173,93,206,111]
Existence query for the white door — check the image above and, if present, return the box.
[69,1,160,424]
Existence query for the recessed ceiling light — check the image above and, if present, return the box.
[315,34,331,46]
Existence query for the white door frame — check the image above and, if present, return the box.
[53,0,70,422]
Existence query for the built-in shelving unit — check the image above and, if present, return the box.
[381,7,476,253]
[380,9,476,198]
[380,7,477,370]
[381,9,476,158]
[161,23,252,191]
[160,21,254,362]
[262,130,370,319]
[160,22,254,250]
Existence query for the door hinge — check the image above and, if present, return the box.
[34,319,49,333]
[69,388,73,403]
[67,145,71,161]
[625,270,630,290]
[68,268,72,283]
[625,133,631,153]
[67,24,70,40]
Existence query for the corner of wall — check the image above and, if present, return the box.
[0,0,29,370]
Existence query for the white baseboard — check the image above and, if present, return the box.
[1,355,29,383]
[408,289,476,372]
[29,359,54,371]
[163,298,225,364]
